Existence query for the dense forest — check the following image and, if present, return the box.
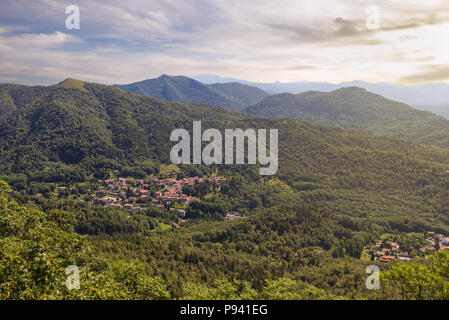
[1,79,449,299]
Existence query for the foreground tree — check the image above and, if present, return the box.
[0,181,169,299]
[382,251,449,300]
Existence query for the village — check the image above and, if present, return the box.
[91,175,226,218]
[367,232,449,263]
[370,240,411,263]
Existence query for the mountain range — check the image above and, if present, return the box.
[113,75,449,149]
[194,74,449,118]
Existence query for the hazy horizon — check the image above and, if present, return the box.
[3,73,449,88]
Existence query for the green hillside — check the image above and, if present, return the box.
[245,87,449,148]
[0,78,249,181]
[114,75,268,111]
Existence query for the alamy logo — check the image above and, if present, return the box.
[365,5,380,30]
[170,121,278,175]
[65,265,80,290]
[365,265,380,290]
[65,5,80,30]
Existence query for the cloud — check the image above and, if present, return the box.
[398,65,449,84]
[286,65,318,71]
[2,31,82,48]
[265,17,383,47]
[380,12,449,32]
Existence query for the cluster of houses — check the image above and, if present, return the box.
[369,232,449,263]
[371,240,410,263]
[91,176,225,213]
[420,232,449,253]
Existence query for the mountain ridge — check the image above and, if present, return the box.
[114,75,268,111]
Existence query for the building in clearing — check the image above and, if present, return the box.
[378,255,396,263]
[96,196,119,203]
[177,209,186,218]
[225,211,245,220]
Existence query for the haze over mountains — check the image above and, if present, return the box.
[194,74,449,118]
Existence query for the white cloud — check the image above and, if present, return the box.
[2,31,82,48]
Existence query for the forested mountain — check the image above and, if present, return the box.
[245,87,449,148]
[114,75,268,111]
[0,78,250,181]
[2,78,449,299]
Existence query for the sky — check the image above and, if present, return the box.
[0,0,449,85]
